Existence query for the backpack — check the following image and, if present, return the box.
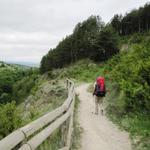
[95,77,106,97]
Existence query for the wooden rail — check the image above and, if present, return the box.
[0,79,75,150]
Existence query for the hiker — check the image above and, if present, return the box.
[93,76,106,115]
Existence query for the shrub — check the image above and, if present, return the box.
[0,101,22,139]
[109,43,150,113]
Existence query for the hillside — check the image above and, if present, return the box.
[40,2,150,73]
[106,35,150,150]
[39,31,150,150]
[19,75,67,122]
[0,62,68,145]
[0,2,149,150]
[40,16,119,73]
[0,61,38,104]
[0,61,30,70]
[0,62,69,149]
[0,31,149,150]
[0,62,39,138]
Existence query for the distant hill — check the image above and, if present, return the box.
[5,61,39,68]
[0,60,40,70]
[0,60,39,105]
[0,61,31,71]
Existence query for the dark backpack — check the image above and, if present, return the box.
[95,84,106,97]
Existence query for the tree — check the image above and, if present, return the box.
[111,2,150,35]
[111,14,122,34]
[94,27,119,61]
[40,15,118,73]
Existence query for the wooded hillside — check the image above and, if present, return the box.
[40,16,119,73]
[111,2,150,35]
[40,2,150,73]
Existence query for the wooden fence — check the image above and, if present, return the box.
[0,79,75,150]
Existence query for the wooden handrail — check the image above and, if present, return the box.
[0,79,75,150]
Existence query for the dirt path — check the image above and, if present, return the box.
[76,84,132,150]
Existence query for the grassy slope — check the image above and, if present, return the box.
[0,62,68,141]
[26,32,150,149]
[18,75,68,150]
[46,32,150,150]
[19,75,67,124]
[105,33,150,150]
[1,32,150,149]
[0,63,35,138]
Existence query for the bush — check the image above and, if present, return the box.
[0,66,39,104]
[0,102,22,139]
[109,42,150,113]
[106,39,150,150]
[12,73,39,104]
[129,33,143,44]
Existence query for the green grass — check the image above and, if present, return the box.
[19,78,67,124]
[106,82,150,150]
[71,95,82,150]
[37,128,63,150]
[47,59,106,83]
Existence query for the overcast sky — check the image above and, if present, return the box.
[0,0,149,64]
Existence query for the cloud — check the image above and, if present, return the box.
[0,0,148,63]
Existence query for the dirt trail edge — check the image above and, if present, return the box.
[75,84,132,150]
